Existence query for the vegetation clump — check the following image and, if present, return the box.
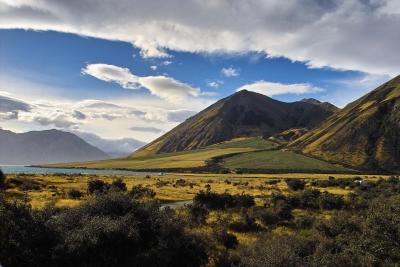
[193,191,255,210]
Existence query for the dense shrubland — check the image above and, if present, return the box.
[1,174,400,266]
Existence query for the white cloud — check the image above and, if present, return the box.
[150,65,158,70]
[81,63,139,89]
[237,81,323,96]
[138,76,200,101]
[221,67,239,77]
[2,0,399,75]
[207,80,223,88]
[82,63,203,102]
[162,60,173,66]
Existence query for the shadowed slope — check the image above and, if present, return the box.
[291,75,400,173]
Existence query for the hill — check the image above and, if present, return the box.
[0,129,110,165]
[132,90,338,157]
[291,75,400,173]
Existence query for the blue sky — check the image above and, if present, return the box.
[1,29,369,104]
[0,0,397,143]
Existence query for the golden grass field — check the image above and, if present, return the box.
[4,172,390,209]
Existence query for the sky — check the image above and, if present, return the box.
[0,0,398,144]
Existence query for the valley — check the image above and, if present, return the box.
[48,136,351,173]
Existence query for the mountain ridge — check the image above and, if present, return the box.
[0,128,110,165]
[132,90,338,157]
[291,75,400,173]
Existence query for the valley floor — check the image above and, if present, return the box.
[4,172,389,208]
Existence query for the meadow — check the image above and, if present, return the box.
[4,171,389,209]
[2,169,399,267]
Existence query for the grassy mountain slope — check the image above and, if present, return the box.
[223,150,349,172]
[49,137,273,170]
[291,75,400,173]
[132,90,338,157]
[51,137,348,172]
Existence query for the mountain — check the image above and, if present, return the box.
[132,90,338,157]
[74,131,146,158]
[291,75,400,173]
[0,129,110,165]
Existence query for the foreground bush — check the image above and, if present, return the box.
[0,192,208,267]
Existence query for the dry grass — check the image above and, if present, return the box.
[4,172,390,209]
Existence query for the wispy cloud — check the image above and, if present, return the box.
[130,126,163,133]
[237,81,323,96]
[207,80,223,88]
[81,64,139,89]
[221,67,239,77]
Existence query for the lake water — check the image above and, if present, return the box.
[0,165,155,176]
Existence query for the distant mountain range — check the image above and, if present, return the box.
[132,90,338,157]
[73,131,146,158]
[0,129,110,165]
[291,75,400,173]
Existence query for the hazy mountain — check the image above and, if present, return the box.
[0,129,110,165]
[291,75,400,173]
[132,90,337,157]
[74,131,146,158]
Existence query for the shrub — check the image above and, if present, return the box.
[229,213,260,232]
[130,185,156,199]
[297,189,321,209]
[215,230,238,249]
[0,192,209,267]
[237,234,315,267]
[87,179,109,194]
[0,169,5,189]
[19,180,42,191]
[318,192,344,210]
[285,179,306,191]
[175,179,187,187]
[67,189,83,199]
[110,178,127,192]
[187,203,209,225]
[193,191,255,210]
[265,179,280,185]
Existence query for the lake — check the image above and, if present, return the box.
[0,165,155,176]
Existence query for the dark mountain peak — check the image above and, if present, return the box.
[132,90,337,157]
[301,98,322,105]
